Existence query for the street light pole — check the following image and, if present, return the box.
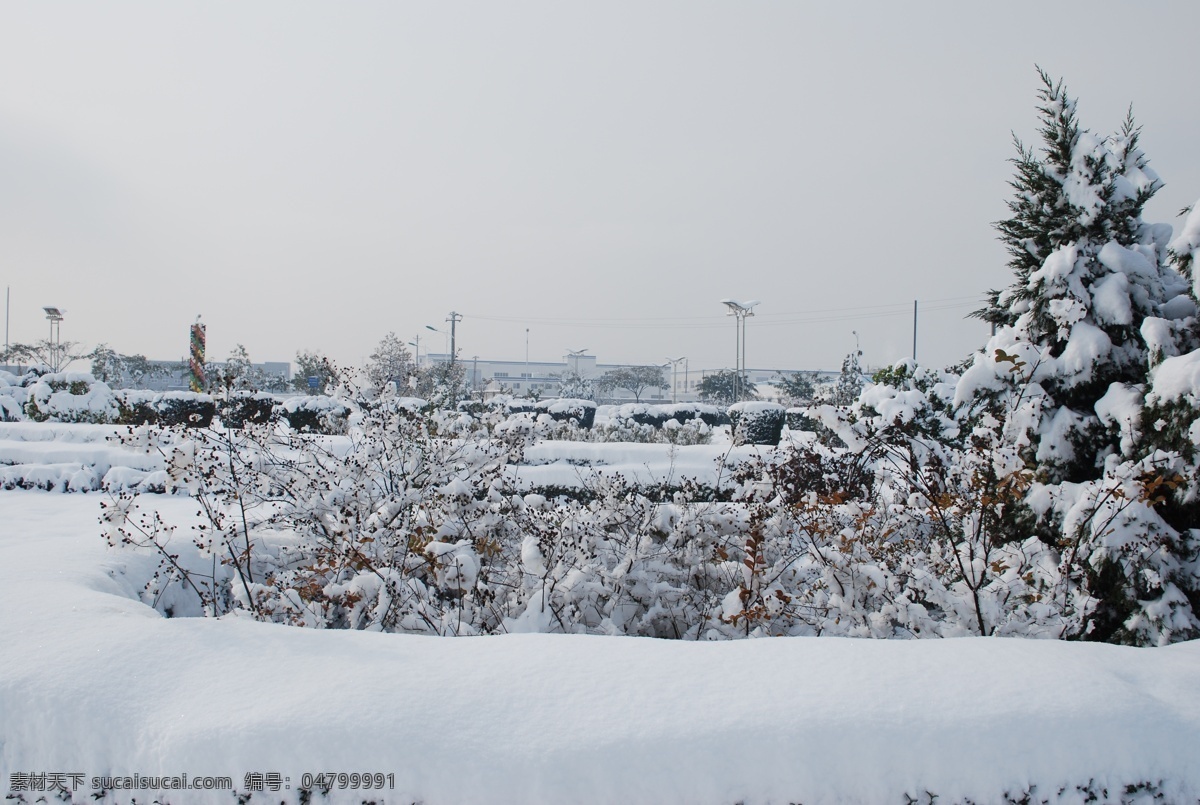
[43,307,64,372]
[720,299,759,402]
[667,356,686,404]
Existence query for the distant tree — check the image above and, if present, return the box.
[366,332,415,393]
[216,344,258,392]
[89,344,123,384]
[293,350,335,395]
[822,350,866,406]
[3,339,88,373]
[413,360,466,406]
[697,370,756,406]
[596,366,667,402]
[89,345,173,389]
[773,371,819,405]
[123,355,168,388]
[551,370,598,401]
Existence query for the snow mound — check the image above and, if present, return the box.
[1,492,1198,804]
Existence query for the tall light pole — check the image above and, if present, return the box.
[43,307,64,372]
[720,299,759,402]
[666,356,686,404]
[408,335,421,367]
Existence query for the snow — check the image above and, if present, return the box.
[1169,199,1200,298]
[1094,383,1144,455]
[1097,241,1156,279]
[2,491,1198,804]
[281,394,343,413]
[727,401,784,415]
[1160,293,1198,320]
[1142,316,1183,362]
[1149,349,1200,404]
[1052,321,1113,386]
[536,398,596,416]
[1090,271,1133,325]
[0,424,164,491]
[511,441,759,491]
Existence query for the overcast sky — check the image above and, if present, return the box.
[2,2,1198,375]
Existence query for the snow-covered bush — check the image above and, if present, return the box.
[489,401,716,445]
[280,394,349,433]
[114,389,158,425]
[534,397,596,429]
[784,407,818,432]
[0,371,27,421]
[24,372,119,424]
[661,402,729,428]
[729,401,785,445]
[153,392,216,428]
[217,391,276,428]
[104,402,745,637]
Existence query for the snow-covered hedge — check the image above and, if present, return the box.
[0,370,28,422]
[0,423,166,492]
[661,402,729,428]
[153,392,216,428]
[217,391,276,428]
[534,397,596,429]
[729,401,786,445]
[280,394,349,433]
[24,372,120,424]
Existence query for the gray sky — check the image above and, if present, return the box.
[2,2,1198,375]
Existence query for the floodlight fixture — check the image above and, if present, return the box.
[43,306,64,320]
[720,299,760,316]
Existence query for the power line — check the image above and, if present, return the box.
[463,295,984,331]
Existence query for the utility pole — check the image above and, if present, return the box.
[447,311,462,366]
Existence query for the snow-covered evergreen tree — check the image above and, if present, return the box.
[967,69,1192,484]
[955,71,1199,643]
[366,332,415,394]
[823,348,866,407]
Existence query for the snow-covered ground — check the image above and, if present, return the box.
[3,488,1199,804]
[0,421,766,495]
